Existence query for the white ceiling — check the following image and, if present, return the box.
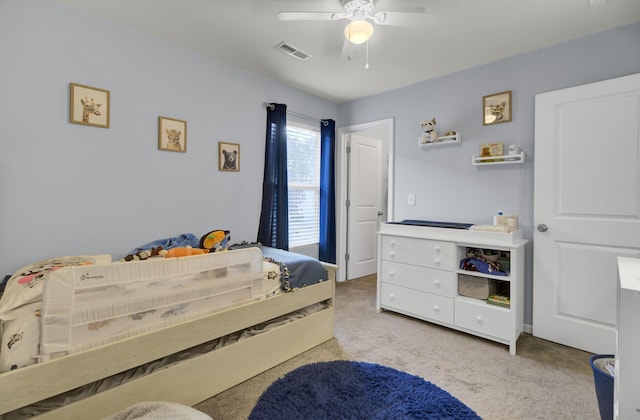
[57,0,640,103]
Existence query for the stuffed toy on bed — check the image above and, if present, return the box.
[163,247,209,258]
[121,246,167,262]
[199,230,231,252]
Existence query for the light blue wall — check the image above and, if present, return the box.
[338,22,640,324]
[0,0,337,275]
[2,0,639,327]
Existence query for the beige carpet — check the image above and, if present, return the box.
[194,275,600,419]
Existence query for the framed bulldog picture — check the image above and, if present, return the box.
[483,90,512,125]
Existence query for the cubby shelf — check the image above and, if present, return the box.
[472,152,524,165]
[419,133,461,148]
[456,269,511,282]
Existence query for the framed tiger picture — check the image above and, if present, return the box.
[158,116,187,153]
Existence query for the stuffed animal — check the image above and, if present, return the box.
[163,247,209,258]
[121,246,167,262]
[199,230,231,252]
[419,117,438,144]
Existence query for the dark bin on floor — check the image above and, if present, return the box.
[590,354,615,420]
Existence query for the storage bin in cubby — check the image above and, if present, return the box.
[458,274,496,299]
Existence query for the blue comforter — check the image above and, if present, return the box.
[259,246,328,290]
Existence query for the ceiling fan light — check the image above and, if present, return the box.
[344,20,374,45]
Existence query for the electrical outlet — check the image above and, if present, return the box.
[408,193,416,206]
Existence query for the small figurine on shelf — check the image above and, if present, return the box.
[419,117,438,144]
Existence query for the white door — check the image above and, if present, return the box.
[347,133,384,279]
[533,73,640,354]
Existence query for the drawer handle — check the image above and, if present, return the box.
[434,258,440,265]
[389,270,395,277]
[389,293,395,300]
[434,245,440,253]
[433,279,440,287]
[433,305,440,312]
[475,315,483,323]
[389,252,396,258]
[390,241,396,247]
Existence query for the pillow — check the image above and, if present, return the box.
[0,255,111,320]
[0,307,41,372]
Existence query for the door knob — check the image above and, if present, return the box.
[537,224,548,232]
[377,211,384,216]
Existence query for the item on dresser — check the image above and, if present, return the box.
[389,220,473,229]
[469,224,517,233]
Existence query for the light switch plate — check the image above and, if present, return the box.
[408,193,416,206]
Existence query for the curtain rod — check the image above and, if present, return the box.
[265,103,330,126]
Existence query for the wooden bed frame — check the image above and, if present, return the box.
[0,263,337,419]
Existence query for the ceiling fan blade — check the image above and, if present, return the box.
[278,11,344,21]
[373,10,430,26]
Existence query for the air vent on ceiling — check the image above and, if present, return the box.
[275,42,313,61]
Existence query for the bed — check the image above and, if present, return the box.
[0,244,337,419]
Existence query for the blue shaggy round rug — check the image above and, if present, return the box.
[249,360,481,420]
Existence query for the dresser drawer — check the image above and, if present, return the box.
[380,261,454,297]
[380,235,454,270]
[380,283,453,324]
[454,299,509,340]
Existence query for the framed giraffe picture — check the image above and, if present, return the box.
[158,116,187,153]
[69,83,110,128]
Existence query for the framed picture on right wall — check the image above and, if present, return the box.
[483,90,512,125]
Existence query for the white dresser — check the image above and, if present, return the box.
[615,257,640,419]
[377,222,527,355]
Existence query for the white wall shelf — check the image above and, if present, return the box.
[419,133,461,148]
[472,152,525,165]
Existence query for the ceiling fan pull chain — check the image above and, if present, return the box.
[365,41,370,69]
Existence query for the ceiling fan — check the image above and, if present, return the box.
[278,0,427,65]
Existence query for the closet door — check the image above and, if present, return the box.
[347,133,384,280]
[533,73,640,354]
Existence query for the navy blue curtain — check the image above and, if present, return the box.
[319,119,336,263]
[257,103,289,250]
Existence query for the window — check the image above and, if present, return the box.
[287,121,320,248]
